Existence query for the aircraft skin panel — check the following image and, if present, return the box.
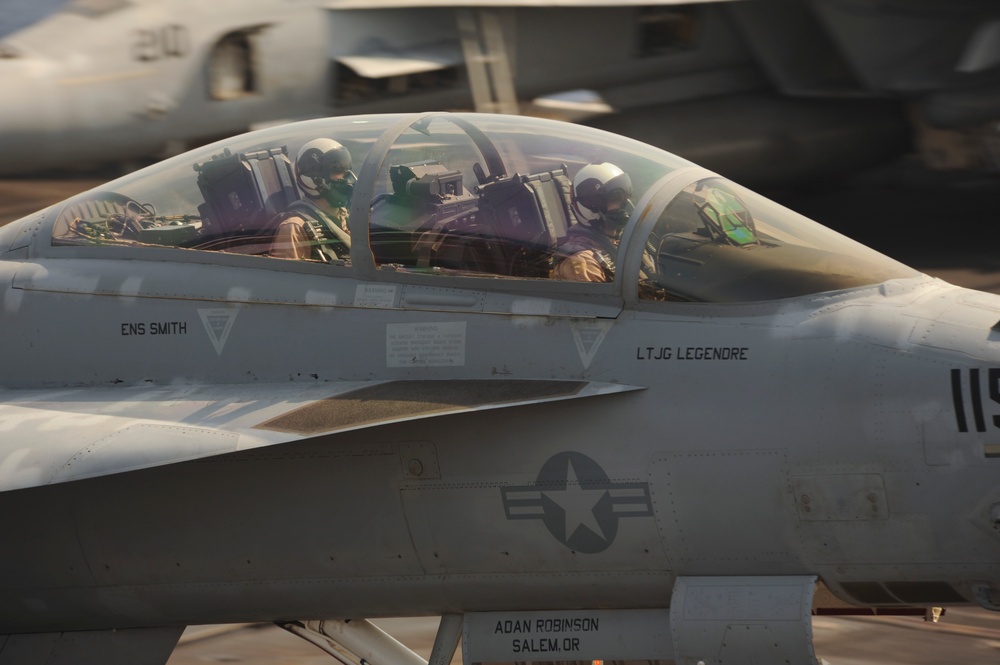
[9,257,623,318]
[1,364,996,631]
[0,380,642,493]
[0,626,183,665]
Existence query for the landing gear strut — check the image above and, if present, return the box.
[278,614,463,665]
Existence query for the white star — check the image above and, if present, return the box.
[542,457,609,542]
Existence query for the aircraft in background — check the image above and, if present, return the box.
[1,111,999,665]
[1,0,999,186]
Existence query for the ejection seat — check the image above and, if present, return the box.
[369,160,578,277]
[474,165,577,277]
[370,161,482,270]
[191,146,299,253]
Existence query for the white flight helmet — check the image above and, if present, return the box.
[572,162,634,230]
[296,138,352,197]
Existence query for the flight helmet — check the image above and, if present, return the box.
[572,162,634,234]
[296,138,354,203]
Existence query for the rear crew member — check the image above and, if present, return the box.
[552,162,633,282]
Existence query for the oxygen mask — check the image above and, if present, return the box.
[318,171,357,208]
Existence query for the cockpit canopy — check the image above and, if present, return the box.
[42,112,917,303]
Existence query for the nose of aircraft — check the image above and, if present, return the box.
[901,283,1000,608]
[908,286,1000,433]
[908,285,1000,363]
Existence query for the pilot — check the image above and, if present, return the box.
[552,162,634,282]
[271,138,355,260]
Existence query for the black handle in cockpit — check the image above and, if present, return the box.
[409,114,507,185]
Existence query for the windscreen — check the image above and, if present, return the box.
[638,177,920,303]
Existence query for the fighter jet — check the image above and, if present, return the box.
[0,0,753,175]
[4,0,1000,183]
[1,111,999,665]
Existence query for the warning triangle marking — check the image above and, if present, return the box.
[198,308,239,356]
[571,320,613,369]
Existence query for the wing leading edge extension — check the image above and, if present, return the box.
[0,379,643,493]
